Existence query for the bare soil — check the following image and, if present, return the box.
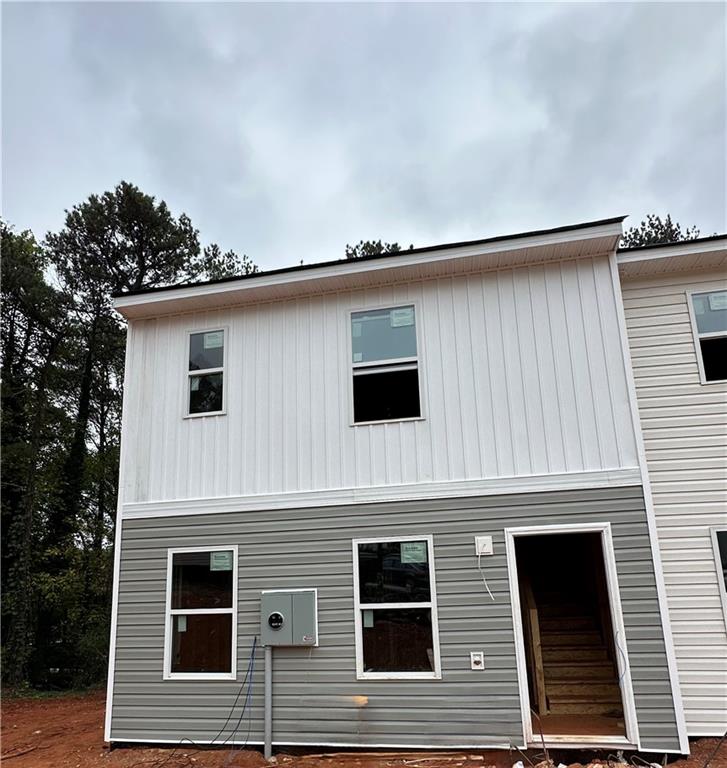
[1,690,724,768]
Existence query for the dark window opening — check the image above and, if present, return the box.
[361,608,434,673]
[353,368,420,423]
[358,541,431,603]
[189,373,223,414]
[700,337,727,382]
[189,331,224,370]
[171,551,233,610]
[171,613,232,674]
[715,530,727,594]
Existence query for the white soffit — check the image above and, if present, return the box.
[114,219,623,319]
[618,237,727,280]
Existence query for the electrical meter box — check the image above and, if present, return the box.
[260,589,318,647]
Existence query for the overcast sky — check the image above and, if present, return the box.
[3,2,725,270]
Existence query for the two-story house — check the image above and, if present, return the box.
[618,236,727,739]
[104,217,687,754]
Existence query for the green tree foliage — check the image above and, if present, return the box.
[345,239,414,259]
[1,183,256,689]
[620,214,700,248]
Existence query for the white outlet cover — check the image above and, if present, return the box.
[470,651,485,670]
[475,535,493,556]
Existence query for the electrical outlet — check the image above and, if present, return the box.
[475,535,493,556]
[470,651,485,670]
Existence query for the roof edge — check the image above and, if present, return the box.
[617,233,726,254]
[114,215,627,301]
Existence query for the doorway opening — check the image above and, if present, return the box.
[514,531,627,740]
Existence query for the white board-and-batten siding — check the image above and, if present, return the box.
[122,255,638,506]
[621,267,727,737]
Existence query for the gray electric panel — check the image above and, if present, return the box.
[260,589,318,647]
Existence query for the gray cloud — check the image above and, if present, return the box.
[3,2,725,270]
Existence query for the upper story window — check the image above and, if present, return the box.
[351,305,421,424]
[352,536,441,680]
[164,546,237,679]
[187,330,225,415]
[690,291,727,383]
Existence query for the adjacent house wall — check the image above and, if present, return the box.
[121,255,638,505]
[110,485,681,751]
[622,267,727,737]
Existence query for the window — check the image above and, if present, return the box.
[352,536,441,679]
[689,291,727,383]
[351,305,422,424]
[187,329,225,415]
[164,547,237,679]
[711,529,727,631]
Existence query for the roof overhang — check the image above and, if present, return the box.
[617,236,727,280]
[114,217,625,320]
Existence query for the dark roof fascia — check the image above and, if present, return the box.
[617,234,727,254]
[113,215,627,299]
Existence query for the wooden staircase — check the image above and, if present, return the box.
[538,604,623,716]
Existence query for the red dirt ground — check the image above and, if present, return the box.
[1,690,725,768]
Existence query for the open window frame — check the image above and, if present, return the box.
[351,534,442,681]
[347,302,426,427]
[710,528,727,634]
[183,327,228,418]
[162,545,238,681]
[686,290,727,385]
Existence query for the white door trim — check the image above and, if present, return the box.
[504,521,641,750]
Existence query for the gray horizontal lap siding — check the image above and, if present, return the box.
[110,486,680,751]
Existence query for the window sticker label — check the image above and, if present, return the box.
[352,321,362,338]
[353,352,363,363]
[363,609,374,628]
[390,307,414,328]
[190,377,200,391]
[210,551,233,571]
[400,541,427,564]
[709,292,727,311]
[178,616,187,632]
[204,331,224,349]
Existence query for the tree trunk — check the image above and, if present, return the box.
[48,317,98,548]
[4,333,63,685]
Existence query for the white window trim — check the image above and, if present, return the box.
[351,534,441,680]
[710,528,727,634]
[347,302,426,427]
[163,544,238,681]
[504,522,641,750]
[686,289,727,385]
[184,327,228,418]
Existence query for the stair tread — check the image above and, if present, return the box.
[541,642,606,651]
[546,660,613,666]
[549,692,622,702]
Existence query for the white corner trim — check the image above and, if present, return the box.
[104,325,134,743]
[608,253,690,755]
[121,468,642,520]
[504,521,641,751]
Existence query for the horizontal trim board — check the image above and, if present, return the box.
[109,738,515,749]
[122,468,642,519]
